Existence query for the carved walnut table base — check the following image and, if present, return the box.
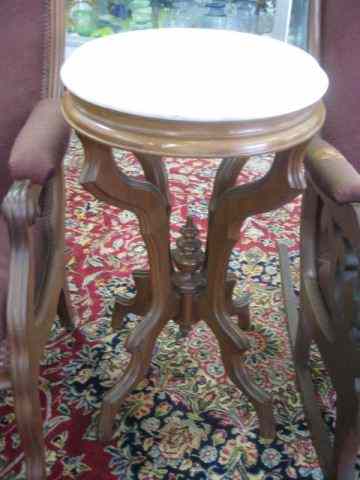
[62,96,325,442]
[80,139,295,443]
[61,28,328,443]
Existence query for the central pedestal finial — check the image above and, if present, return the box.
[173,216,204,274]
[172,216,206,337]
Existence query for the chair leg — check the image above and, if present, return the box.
[12,363,46,480]
[332,395,360,480]
[294,319,334,477]
[278,242,334,476]
[57,279,75,332]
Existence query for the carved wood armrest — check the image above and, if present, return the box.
[1,180,42,357]
[3,181,41,228]
[306,137,360,204]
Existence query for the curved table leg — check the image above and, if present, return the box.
[201,147,306,439]
[225,273,251,330]
[136,152,172,214]
[100,297,174,440]
[209,157,251,329]
[79,137,175,440]
[112,153,172,330]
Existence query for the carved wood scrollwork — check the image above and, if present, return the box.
[322,202,360,344]
[309,196,360,478]
[75,135,311,443]
[2,181,45,479]
[200,146,307,439]
[78,136,177,441]
[281,174,360,479]
[0,165,74,479]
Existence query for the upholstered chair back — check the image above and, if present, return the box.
[0,0,63,199]
[320,0,360,172]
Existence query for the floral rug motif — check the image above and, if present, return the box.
[0,139,337,479]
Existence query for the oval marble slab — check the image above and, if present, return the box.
[61,28,329,122]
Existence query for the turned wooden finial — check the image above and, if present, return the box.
[172,215,205,338]
[173,215,204,274]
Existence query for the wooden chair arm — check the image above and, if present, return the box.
[306,137,360,204]
[2,180,41,346]
[0,180,41,395]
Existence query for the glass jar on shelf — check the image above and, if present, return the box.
[157,6,172,26]
[202,0,227,29]
[128,0,154,29]
[288,0,309,48]
[96,0,110,14]
[107,0,131,31]
[68,0,98,36]
[255,0,274,35]
[164,0,197,27]
[223,0,258,32]
[110,1,130,18]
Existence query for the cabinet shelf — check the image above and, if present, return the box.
[65,0,309,58]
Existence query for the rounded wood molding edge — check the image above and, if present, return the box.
[61,91,326,157]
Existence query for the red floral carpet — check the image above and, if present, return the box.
[0,139,335,479]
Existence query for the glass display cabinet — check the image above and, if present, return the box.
[66,0,310,57]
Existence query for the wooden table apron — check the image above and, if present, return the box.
[62,91,326,442]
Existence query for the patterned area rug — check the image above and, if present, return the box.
[0,139,335,479]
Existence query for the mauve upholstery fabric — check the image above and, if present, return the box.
[0,1,46,200]
[0,1,69,347]
[10,99,70,185]
[322,0,360,174]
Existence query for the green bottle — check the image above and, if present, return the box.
[69,0,98,36]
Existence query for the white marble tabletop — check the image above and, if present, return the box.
[61,28,328,123]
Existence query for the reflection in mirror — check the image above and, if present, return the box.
[65,0,310,57]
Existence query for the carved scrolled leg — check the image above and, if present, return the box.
[202,148,306,439]
[225,274,251,330]
[209,157,251,327]
[3,181,47,479]
[111,153,172,330]
[78,136,175,441]
[210,157,249,202]
[135,153,171,214]
[207,307,275,439]
[332,394,360,480]
[200,234,275,439]
[99,296,174,440]
[12,368,45,480]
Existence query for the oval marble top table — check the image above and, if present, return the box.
[61,28,330,445]
[61,29,328,157]
[61,28,328,122]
